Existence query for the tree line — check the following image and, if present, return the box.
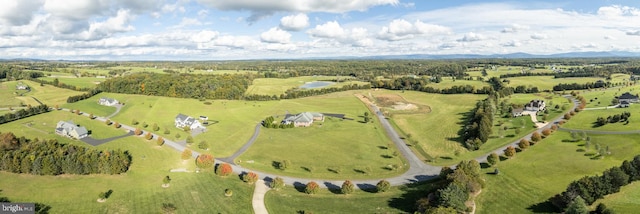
[550,155,640,211]
[244,84,371,101]
[0,132,132,175]
[98,73,254,100]
[552,82,608,91]
[595,112,631,127]
[0,105,50,125]
[67,89,102,103]
[462,96,496,150]
[0,65,44,80]
[30,78,93,91]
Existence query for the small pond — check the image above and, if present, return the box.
[299,81,336,89]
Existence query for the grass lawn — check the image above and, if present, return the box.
[245,76,366,96]
[592,181,640,213]
[0,81,26,108]
[0,112,254,214]
[579,84,640,108]
[504,76,606,91]
[237,115,407,180]
[366,90,485,165]
[562,104,640,131]
[40,77,105,89]
[265,181,439,214]
[62,95,118,118]
[476,131,640,213]
[11,80,84,107]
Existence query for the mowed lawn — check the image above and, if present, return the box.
[368,90,485,164]
[40,77,105,89]
[266,181,439,214]
[579,84,640,108]
[6,110,128,140]
[238,115,407,180]
[245,76,367,96]
[64,90,393,160]
[476,132,640,213]
[0,112,254,213]
[0,81,26,107]
[62,96,118,118]
[11,80,84,107]
[593,181,640,212]
[504,76,606,91]
[562,104,640,131]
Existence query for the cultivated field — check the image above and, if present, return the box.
[0,111,254,213]
[476,131,640,213]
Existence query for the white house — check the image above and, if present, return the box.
[55,121,88,139]
[16,83,29,90]
[98,97,119,106]
[618,92,639,104]
[175,113,205,130]
[619,101,631,108]
[282,112,324,127]
[524,100,546,112]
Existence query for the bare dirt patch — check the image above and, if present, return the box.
[374,94,431,113]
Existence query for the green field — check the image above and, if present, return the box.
[562,104,640,131]
[423,77,489,89]
[62,96,118,118]
[0,80,83,108]
[476,132,640,213]
[579,84,640,108]
[593,181,640,212]
[504,76,605,91]
[245,76,367,96]
[40,77,105,89]
[265,181,439,213]
[0,81,26,107]
[238,114,407,179]
[0,111,254,213]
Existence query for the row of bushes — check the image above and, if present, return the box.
[0,104,50,125]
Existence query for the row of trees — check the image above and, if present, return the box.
[0,66,44,80]
[0,132,132,175]
[551,155,640,211]
[553,82,608,91]
[0,105,50,125]
[66,89,102,103]
[29,78,93,91]
[595,112,631,126]
[98,73,255,100]
[463,97,496,150]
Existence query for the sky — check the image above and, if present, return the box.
[1,0,640,60]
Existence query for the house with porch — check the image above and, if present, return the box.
[524,100,546,112]
[618,92,639,104]
[282,112,324,127]
[98,97,119,106]
[175,113,205,130]
[55,121,88,139]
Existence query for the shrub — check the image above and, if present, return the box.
[145,132,153,140]
[134,128,142,135]
[186,136,194,145]
[98,192,106,200]
[487,153,499,166]
[181,149,192,160]
[341,180,355,194]
[161,203,176,213]
[89,113,94,119]
[142,122,148,128]
[376,180,391,193]
[163,176,171,184]
[504,146,516,158]
[175,133,181,139]
[157,137,164,146]
[270,177,285,190]
[224,189,233,197]
[242,172,259,184]
[198,141,208,150]
[132,119,139,125]
[564,113,572,120]
[105,119,111,125]
[305,181,319,194]
[196,154,215,169]
[164,129,170,134]
[152,123,159,131]
[542,129,552,137]
[113,122,121,128]
[531,132,542,142]
[518,139,530,150]
[215,163,233,176]
[551,124,558,131]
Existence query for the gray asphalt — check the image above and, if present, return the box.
[80,131,134,146]
[219,123,262,163]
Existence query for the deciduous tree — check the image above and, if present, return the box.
[487,153,499,166]
[242,172,258,184]
[531,132,542,142]
[196,154,214,169]
[134,128,142,135]
[215,163,233,176]
[181,149,192,160]
[270,177,284,190]
[376,180,391,193]
[518,139,530,150]
[305,181,319,194]
[157,137,164,146]
[504,146,516,158]
[341,180,355,194]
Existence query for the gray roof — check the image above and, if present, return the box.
[526,100,545,108]
[56,121,88,137]
[100,97,117,103]
[620,100,630,105]
[619,92,638,100]
[284,112,315,123]
[176,113,197,126]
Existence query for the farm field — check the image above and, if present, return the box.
[0,81,26,107]
[245,76,367,96]
[64,90,390,159]
[265,181,439,213]
[237,114,407,180]
[0,113,254,213]
[40,77,105,89]
[561,104,640,131]
[476,132,640,213]
[0,80,83,107]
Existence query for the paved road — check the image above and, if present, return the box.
[252,180,269,214]
[219,123,261,164]
[80,131,134,146]
[583,104,619,110]
[105,104,123,118]
[558,127,640,135]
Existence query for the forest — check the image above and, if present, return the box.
[0,132,132,175]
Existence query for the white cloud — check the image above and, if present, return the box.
[191,30,219,43]
[502,40,521,47]
[82,9,135,40]
[44,0,108,20]
[530,33,549,40]
[604,35,616,40]
[597,5,640,17]
[0,0,43,25]
[307,21,345,38]
[377,19,450,41]
[279,13,309,31]
[457,32,485,42]
[170,17,203,29]
[260,27,291,44]
[627,30,640,36]
[501,24,529,33]
[213,35,261,49]
[196,0,398,22]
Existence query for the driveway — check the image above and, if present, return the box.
[80,131,135,146]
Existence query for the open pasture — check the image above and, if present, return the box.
[245,76,367,96]
[504,76,605,91]
[562,104,640,131]
[40,77,105,89]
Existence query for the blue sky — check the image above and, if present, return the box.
[1,0,640,60]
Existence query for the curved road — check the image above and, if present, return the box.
[63,94,579,190]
